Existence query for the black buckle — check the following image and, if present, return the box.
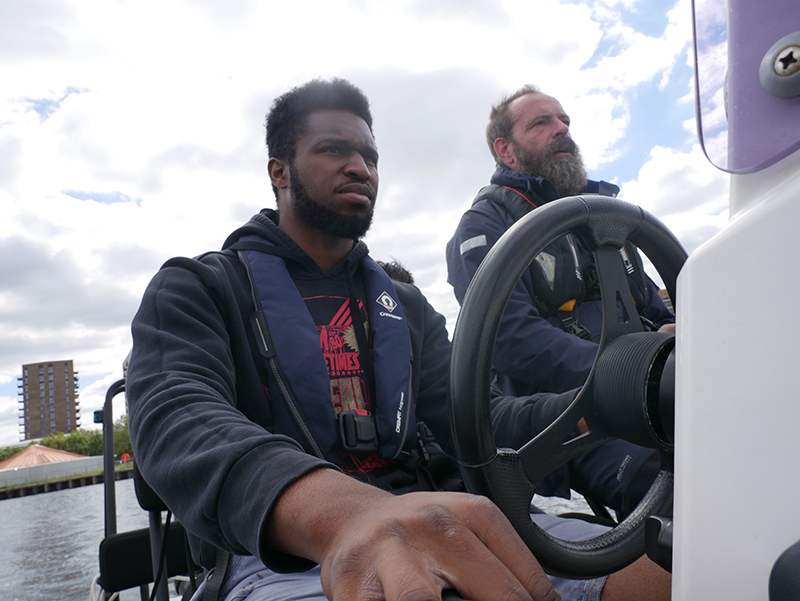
[405,422,434,468]
[559,312,593,340]
[338,410,379,453]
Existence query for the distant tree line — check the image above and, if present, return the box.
[1,415,133,461]
[0,445,23,462]
[40,428,105,456]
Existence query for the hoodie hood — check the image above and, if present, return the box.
[222,208,370,278]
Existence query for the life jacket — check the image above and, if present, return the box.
[473,184,649,325]
[230,236,417,464]
[190,238,458,583]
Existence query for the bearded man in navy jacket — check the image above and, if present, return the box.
[446,85,675,518]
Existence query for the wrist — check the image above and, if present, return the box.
[263,467,390,563]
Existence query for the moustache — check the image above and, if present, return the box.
[548,137,578,156]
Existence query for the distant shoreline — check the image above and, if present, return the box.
[0,467,133,501]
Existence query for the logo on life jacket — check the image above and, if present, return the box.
[377,291,404,321]
[376,291,398,312]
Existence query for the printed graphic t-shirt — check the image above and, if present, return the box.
[299,277,405,483]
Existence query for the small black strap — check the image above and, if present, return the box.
[203,550,231,601]
[182,531,199,599]
[181,578,198,601]
[404,421,442,491]
[148,511,173,601]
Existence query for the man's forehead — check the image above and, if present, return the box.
[510,93,567,122]
[302,110,375,145]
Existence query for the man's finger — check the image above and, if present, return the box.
[452,496,560,601]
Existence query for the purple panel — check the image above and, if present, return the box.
[695,0,800,173]
[727,0,800,172]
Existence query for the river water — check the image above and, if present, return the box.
[0,478,151,601]
[0,479,590,601]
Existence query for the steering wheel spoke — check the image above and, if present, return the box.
[595,245,647,342]
[517,389,615,485]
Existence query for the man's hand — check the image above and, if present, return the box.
[265,468,559,601]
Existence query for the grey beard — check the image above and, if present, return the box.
[513,139,588,197]
[538,154,587,197]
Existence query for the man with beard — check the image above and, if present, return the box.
[127,79,670,601]
[446,85,674,518]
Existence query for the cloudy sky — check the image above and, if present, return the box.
[0,0,730,447]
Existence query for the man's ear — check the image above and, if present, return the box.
[493,138,517,170]
[268,157,290,189]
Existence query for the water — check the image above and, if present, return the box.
[0,480,591,601]
[0,479,151,601]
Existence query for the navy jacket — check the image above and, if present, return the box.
[446,166,673,396]
[127,209,576,570]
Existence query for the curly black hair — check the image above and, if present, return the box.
[265,78,373,163]
[377,260,414,284]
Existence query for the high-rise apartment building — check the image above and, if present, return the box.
[17,360,81,441]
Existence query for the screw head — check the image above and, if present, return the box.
[761,33,800,97]
[774,45,800,77]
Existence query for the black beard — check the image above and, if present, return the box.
[289,165,374,240]
[513,137,588,197]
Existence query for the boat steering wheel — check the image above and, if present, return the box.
[449,195,686,578]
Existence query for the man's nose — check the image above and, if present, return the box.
[553,120,569,138]
[344,154,371,180]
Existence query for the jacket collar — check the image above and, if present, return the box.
[490,165,561,204]
[489,165,618,203]
[222,208,370,278]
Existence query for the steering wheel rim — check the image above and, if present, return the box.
[450,195,687,578]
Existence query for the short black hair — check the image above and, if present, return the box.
[265,78,374,163]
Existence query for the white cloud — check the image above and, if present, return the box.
[569,92,630,169]
[0,0,728,445]
[620,143,730,277]
[576,0,693,90]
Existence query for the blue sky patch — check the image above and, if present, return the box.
[582,33,627,70]
[64,190,141,205]
[598,59,696,183]
[575,0,674,70]
[564,0,671,39]
[24,87,88,122]
[617,2,670,37]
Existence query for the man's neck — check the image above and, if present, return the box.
[492,165,561,201]
[278,217,354,274]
